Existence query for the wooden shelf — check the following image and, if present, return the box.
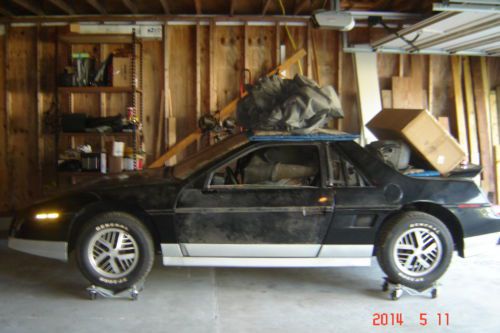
[58,86,140,94]
[60,132,135,137]
[59,34,138,44]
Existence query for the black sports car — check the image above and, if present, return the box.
[8,131,500,292]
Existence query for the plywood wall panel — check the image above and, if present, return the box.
[142,41,162,164]
[214,25,243,110]
[168,25,197,158]
[312,30,337,88]
[246,26,274,83]
[7,27,38,207]
[0,33,8,212]
[39,27,57,192]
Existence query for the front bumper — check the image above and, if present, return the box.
[463,232,500,257]
[8,237,68,261]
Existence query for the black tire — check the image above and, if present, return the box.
[75,212,154,291]
[376,211,453,291]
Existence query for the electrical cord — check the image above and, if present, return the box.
[277,0,304,75]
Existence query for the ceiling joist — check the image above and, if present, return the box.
[159,0,171,14]
[294,0,312,15]
[230,0,236,16]
[85,0,107,14]
[122,0,139,14]
[47,0,76,15]
[0,5,13,17]
[11,0,44,16]
[194,0,202,15]
[262,0,272,15]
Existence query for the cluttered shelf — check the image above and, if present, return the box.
[58,86,142,94]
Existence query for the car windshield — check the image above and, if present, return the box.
[172,133,249,179]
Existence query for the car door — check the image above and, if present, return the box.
[174,142,335,258]
[319,142,397,259]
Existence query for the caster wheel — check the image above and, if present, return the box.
[391,289,402,301]
[382,281,389,292]
[431,289,438,299]
[88,291,97,300]
[131,292,139,301]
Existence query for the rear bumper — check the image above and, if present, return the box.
[8,237,68,262]
[463,232,500,257]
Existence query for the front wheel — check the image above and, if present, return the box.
[376,211,453,291]
[75,212,154,291]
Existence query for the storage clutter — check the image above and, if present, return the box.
[58,141,144,174]
[367,109,467,175]
[58,50,131,87]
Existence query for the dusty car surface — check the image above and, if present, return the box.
[8,131,500,292]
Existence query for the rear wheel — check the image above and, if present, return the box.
[376,211,453,291]
[75,212,154,291]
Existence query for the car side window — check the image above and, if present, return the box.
[208,145,321,188]
[328,145,367,187]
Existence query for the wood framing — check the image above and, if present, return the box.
[47,0,76,15]
[122,0,139,14]
[451,56,468,153]
[85,0,107,14]
[149,48,307,168]
[463,57,480,165]
[471,57,494,198]
[159,0,171,14]
[11,0,44,15]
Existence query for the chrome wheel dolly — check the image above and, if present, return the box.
[87,282,144,301]
[382,278,438,301]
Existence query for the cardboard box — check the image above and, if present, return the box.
[108,156,123,173]
[366,109,466,175]
[112,57,131,87]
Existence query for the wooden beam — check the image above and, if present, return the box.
[0,6,13,17]
[428,55,433,111]
[149,49,307,168]
[122,0,138,14]
[274,22,280,67]
[11,0,44,15]
[490,90,499,147]
[494,145,500,204]
[85,0,107,14]
[471,56,494,199]
[262,0,272,15]
[229,0,236,16]
[209,20,216,112]
[294,0,311,15]
[451,56,468,154]
[463,57,480,165]
[35,24,42,196]
[47,0,76,15]
[194,0,202,15]
[195,23,202,122]
[159,0,171,14]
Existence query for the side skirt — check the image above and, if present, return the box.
[160,243,373,267]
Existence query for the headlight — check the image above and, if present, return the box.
[35,212,60,220]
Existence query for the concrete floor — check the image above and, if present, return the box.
[0,221,498,333]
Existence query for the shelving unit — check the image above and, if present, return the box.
[56,30,144,185]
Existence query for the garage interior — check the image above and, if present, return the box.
[0,0,499,332]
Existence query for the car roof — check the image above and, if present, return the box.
[247,130,359,142]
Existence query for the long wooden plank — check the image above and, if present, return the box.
[463,57,480,165]
[495,145,500,204]
[471,57,494,199]
[451,56,468,154]
[149,48,306,168]
[490,91,499,146]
